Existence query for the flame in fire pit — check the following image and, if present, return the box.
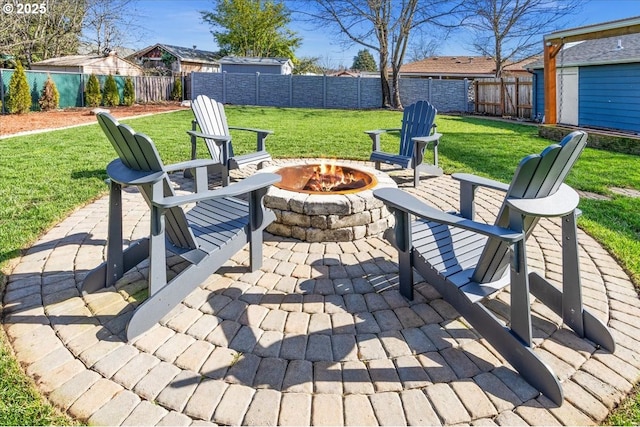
[273,162,377,194]
[305,161,365,192]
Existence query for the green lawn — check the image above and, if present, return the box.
[1,107,639,424]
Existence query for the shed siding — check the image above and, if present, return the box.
[579,63,640,133]
[532,70,545,121]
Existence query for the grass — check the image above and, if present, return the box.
[0,106,639,423]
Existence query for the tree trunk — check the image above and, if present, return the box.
[378,50,392,107]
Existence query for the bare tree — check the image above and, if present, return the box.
[82,0,147,54]
[461,0,582,77]
[294,0,462,108]
[407,34,441,62]
[1,0,84,67]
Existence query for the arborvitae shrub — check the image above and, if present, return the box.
[122,77,135,106]
[85,74,102,107]
[39,75,60,111]
[171,77,182,101]
[102,74,120,107]
[7,62,32,114]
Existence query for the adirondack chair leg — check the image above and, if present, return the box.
[459,181,477,220]
[106,179,124,286]
[81,180,150,294]
[528,211,615,352]
[149,205,168,296]
[390,208,414,299]
[461,299,564,405]
[126,230,251,341]
[509,213,533,346]
[184,124,199,179]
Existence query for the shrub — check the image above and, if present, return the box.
[171,76,182,101]
[7,62,32,114]
[122,77,135,106]
[38,75,60,111]
[102,74,120,107]
[85,74,101,107]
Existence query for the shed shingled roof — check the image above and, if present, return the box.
[528,33,640,69]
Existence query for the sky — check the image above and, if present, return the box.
[132,0,640,68]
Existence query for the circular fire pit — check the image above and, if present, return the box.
[263,161,397,242]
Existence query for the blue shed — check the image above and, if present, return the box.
[529,33,640,134]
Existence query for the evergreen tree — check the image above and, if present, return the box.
[352,49,377,72]
[39,75,60,111]
[85,74,102,107]
[123,77,135,106]
[7,62,32,114]
[102,74,120,106]
[171,77,182,101]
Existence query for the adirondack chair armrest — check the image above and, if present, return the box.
[163,158,223,173]
[187,130,231,146]
[506,184,580,218]
[365,128,401,151]
[228,126,273,151]
[152,173,282,209]
[452,173,510,220]
[452,173,510,192]
[412,132,442,145]
[374,187,524,243]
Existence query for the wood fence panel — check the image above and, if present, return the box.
[134,76,173,102]
[475,77,533,119]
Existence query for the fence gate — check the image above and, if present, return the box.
[475,77,533,119]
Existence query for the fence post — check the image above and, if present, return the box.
[323,74,327,108]
[428,77,432,103]
[222,71,227,104]
[289,74,293,107]
[255,72,260,105]
[357,75,361,109]
[1,70,5,113]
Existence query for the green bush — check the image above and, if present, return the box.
[38,75,59,111]
[7,62,31,114]
[85,74,101,107]
[171,77,182,101]
[102,74,120,107]
[122,77,135,106]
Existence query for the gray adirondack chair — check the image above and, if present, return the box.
[366,100,443,187]
[187,94,273,186]
[373,131,614,405]
[81,112,280,341]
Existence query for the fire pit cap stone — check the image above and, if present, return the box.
[304,194,351,215]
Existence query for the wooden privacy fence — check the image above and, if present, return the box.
[475,77,533,119]
[134,76,174,103]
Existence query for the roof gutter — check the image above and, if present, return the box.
[545,16,640,44]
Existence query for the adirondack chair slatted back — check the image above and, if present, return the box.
[98,113,197,249]
[399,101,437,158]
[472,131,588,283]
[191,95,232,163]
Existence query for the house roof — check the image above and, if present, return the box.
[130,44,220,65]
[219,56,293,67]
[32,53,141,69]
[528,33,640,69]
[399,56,533,77]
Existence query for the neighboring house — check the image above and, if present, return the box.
[399,56,535,79]
[529,33,640,133]
[129,44,220,74]
[219,56,294,75]
[30,51,143,76]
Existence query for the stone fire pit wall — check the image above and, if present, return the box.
[262,162,397,242]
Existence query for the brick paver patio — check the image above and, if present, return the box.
[3,160,640,426]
